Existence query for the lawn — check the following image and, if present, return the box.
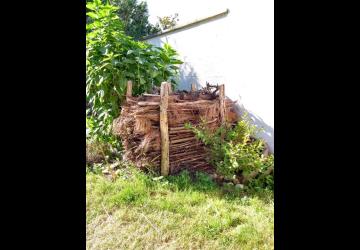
[86,167,274,250]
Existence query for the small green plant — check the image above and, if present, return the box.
[186,114,274,190]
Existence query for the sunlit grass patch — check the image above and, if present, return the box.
[86,167,274,250]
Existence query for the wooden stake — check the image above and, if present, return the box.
[160,82,170,176]
[167,83,172,94]
[191,83,196,92]
[219,84,225,124]
[126,80,132,101]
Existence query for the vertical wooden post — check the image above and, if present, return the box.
[126,80,132,101]
[191,83,196,92]
[219,84,226,124]
[160,82,170,176]
[167,83,172,94]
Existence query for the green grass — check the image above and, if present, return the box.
[86,167,274,250]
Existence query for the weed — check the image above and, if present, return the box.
[187,113,274,190]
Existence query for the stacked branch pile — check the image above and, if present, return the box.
[113,82,238,175]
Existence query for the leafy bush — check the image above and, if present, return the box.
[112,0,161,40]
[186,114,274,190]
[86,0,182,143]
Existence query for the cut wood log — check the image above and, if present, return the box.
[137,101,160,106]
[170,150,206,158]
[171,154,208,164]
[169,129,192,134]
[170,137,197,144]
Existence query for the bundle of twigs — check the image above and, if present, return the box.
[112,85,238,174]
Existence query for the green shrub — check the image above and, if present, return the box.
[186,114,274,190]
[112,0,161,40]
[86,0,182,144]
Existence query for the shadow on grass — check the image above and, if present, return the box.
[158,170,273,204]
[87,164,273,206]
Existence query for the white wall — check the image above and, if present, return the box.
[145,0,274,152]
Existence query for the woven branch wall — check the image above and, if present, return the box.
[112,83,238,175]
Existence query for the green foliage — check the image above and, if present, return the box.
[186,114,274,190]
[86,0,160,40]
[86,0,182,143]
[112,0,161,40]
